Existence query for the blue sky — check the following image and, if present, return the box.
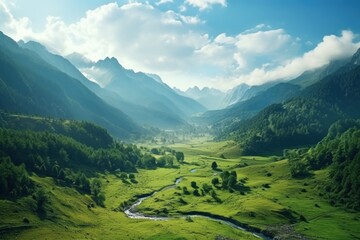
[1,0,360,90]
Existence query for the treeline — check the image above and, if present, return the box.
[0,156,31,197]
[287,119,360,210]
[222,98,342,155]
[219,61,360,155]
[0,111,113,148]
[0,128,141,175]
[0,126,143,204]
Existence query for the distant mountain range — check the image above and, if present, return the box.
[196,54,353,127]
[14,35,208,130]
[174,86,225,110]
[81,57,205,116]
[1,30,359,145]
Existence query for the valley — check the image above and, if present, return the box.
[1,136,359,240]
[1,3,360,239]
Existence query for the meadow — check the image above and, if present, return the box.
[1,137,359,239]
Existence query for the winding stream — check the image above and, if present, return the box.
[124,177,272,239]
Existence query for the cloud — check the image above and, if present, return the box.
[194,28,298,75]
[230,30,360,86]
[156,0,173,6]
[0,1,359,91]
[0,1,33,40]
[185,0,227,10]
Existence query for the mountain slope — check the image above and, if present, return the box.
[184,86,225,110]
[289,58,349,89]
[20,41,186,129]
[82,57,206,118]
[221,82,282,108]
[199,83,301,125]
[0,32,141,138]
[220,49,360,154]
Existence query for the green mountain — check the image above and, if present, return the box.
[287,119,360,210]
[289,58,349,89]
[219,49,360,155]
[0,32,142,139]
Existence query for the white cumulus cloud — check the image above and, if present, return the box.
[185,0,227,10]
[230,30,360,86]
[0,1,359,91]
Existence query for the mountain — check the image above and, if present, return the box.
[200,82,301,125]
[219,48,360,155]
[289,58,349,88]
[80,57,206,118]
[221,83,250,107]
[183,86,225,110]
[66,52,94,68]
[20,41,185,129]
[0,31,142,138]
[18,41,100,91]
[221,81,282,108]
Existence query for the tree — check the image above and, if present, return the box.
[193,189,200,196]
[91,178,105,206]
[150,148,160,155]
[191,181,198,189]
[165,156,174,168]
[182,186,190,195]
[227,175,237,189]
[211,161,218,170]
[211,177,219,186]
[157,158,166,167]
[175,152,184,162]
[35,188,48,213]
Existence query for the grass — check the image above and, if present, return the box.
[1,137,359,239]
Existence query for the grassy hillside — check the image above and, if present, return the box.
[1,136,360,239]
[134,139,360,239]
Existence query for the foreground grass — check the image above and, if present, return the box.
[138,139,360,239]
[1,138,359,239]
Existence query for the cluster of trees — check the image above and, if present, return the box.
[287,119,360,210]
[0,124,144,206]
[0,128,142,176]
[149,147,184,163]
[0,111,114,149]
[0,156,32,197]
[182,181,219,202]
[180,169,248,203]
[223,99,342,155]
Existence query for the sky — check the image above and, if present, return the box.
[1,0,360,91]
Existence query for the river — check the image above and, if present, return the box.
[123,177,272,239]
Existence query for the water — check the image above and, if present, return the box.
[123,177,272,239]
